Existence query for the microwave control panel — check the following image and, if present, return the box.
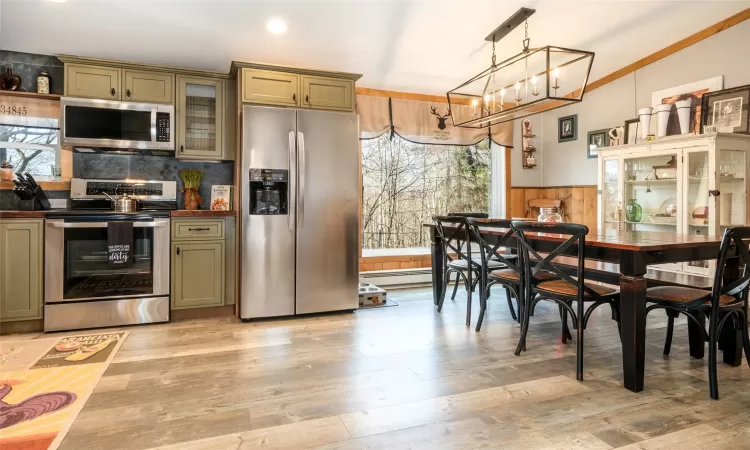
[156,112,171,142]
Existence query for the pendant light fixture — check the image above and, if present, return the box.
[448,8,594,128]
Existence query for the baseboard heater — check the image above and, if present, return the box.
[360,269,432,288]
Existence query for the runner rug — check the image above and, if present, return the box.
[0,331,129,450]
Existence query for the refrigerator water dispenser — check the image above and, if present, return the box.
[249,168,288,215]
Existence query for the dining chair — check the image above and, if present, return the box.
[467,218,558,332]
[645,226,750,400]
[511,221,621,381]
[432,215,505,326]
[445,212,490,300]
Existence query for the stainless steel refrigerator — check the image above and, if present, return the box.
[240,105,360,319]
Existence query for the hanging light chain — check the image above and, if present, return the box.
[491,39,496,67]
[523,19,530,53]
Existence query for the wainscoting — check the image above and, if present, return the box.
[510,185,598,232]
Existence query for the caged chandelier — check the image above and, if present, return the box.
[447,8,594,128]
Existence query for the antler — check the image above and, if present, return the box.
[430,106,452,119]
[444,108,452,118]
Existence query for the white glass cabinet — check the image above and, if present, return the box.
[597,133,750,277]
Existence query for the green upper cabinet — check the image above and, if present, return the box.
[301,75,354,111]
[65,64,121,100]
[241,68,300,107]
[123,69,174,104]
[171,241,225,310]
[176,75,225,159]
[0,220,43,322]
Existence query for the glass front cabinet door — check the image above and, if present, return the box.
[176,75,225,159]
[599,157,622,231]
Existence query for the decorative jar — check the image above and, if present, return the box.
[538,207,562,223]
[37,70,50,94]
[625,198,643,222]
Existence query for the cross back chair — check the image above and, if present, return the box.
[444,213,489,301]
[466,218,523,331]
[646,226,750,400]
[432,215,505,326]
[511,221,621,381]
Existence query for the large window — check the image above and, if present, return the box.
[0,121,60,178]
[362,134,491,250]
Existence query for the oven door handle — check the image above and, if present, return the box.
[49,221,168,228]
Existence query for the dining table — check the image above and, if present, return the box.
[424,223,744,393]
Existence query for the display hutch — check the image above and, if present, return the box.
[597,133,750,276]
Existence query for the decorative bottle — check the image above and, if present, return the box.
[625,198,642,222]
[37,70,50,94]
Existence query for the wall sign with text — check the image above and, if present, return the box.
[0,103,28,116]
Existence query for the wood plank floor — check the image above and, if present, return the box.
[9,287,750,449]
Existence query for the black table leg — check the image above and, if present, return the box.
[619,251,648,393]
[430,227,444,306]
[688,310,706,359]
[720,254,742,366]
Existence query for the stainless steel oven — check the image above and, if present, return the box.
[60,97,174,151]
[44,215,170,331]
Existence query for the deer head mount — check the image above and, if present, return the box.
[430,106,452,130]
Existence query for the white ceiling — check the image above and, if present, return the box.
[1,0,748,95]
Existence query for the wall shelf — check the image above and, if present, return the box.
[0,91,61,101]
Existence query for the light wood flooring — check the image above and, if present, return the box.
[8,287,750,449]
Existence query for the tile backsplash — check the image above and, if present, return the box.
[73,153,234,209]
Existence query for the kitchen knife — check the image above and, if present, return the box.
[25,173,39,190]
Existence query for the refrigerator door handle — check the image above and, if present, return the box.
[297,131,305,229]
[288,131,296,231]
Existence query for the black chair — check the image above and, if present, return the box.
[467,219,561,329]
[444,212,490,300]
[432,215,506,326]
[448,212,489,219]
[466,218,523,331]
[646,226,750,400]
[512,221,621,381]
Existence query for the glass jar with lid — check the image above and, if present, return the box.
[538,207,563,223]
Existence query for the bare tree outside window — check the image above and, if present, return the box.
[362,134,491,249]
[0,124,59,176]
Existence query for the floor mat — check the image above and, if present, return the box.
[0,331,129,450]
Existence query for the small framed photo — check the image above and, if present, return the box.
[587,129,609,158]
[701,84,750,134]
[558,114,577,142]
[623,118,639,145]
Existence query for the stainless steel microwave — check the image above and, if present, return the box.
[61,97,174,151]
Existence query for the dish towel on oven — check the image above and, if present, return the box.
[108,221,134,267]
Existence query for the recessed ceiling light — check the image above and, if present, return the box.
[47,0,68,3]
[266,18,287,35]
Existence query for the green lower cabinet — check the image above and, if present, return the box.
[0,220,43,322]
[171,241,225,309]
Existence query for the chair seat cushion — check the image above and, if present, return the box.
[448,259,505,270]
[489,269,557,283]
[536,280,617,297]
[646,286,736,306]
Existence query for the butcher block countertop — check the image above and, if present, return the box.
[170,210,237,217]
[0,211,48,219]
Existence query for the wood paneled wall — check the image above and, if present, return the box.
[510,185,598,232]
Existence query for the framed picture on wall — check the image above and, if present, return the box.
[700,84,750,134]
[558,114,577,142]
[623,118,639,145]
[587,129,609,158]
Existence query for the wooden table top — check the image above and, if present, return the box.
[424,223,723,252]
